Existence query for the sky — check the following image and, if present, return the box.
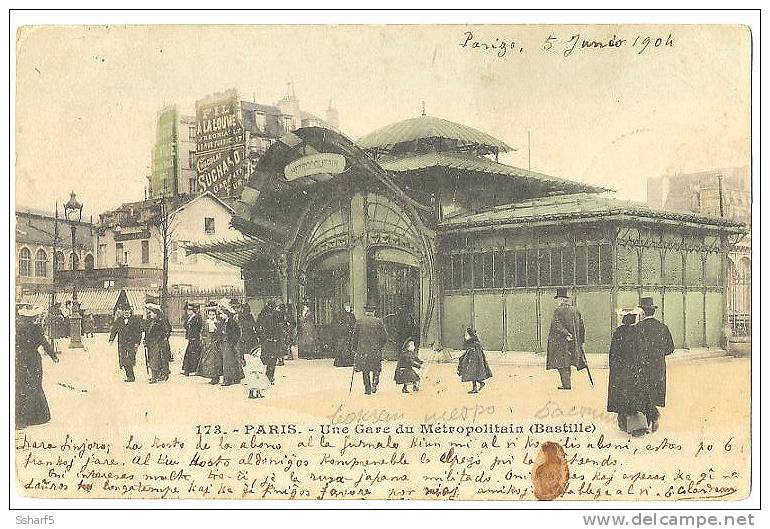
[15,24,751,219]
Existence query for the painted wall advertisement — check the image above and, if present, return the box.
[195,89,247,198]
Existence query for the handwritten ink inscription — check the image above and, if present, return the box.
[15,417,745,500]
[460,30,675,59]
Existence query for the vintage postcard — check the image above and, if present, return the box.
[12,19,755,507]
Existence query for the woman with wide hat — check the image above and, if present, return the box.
[394,338,423,393]
[196,302,223,384]
[16,305,59,428]
[182,302,203,376]
[218,298,244,386]
[457,327,493,393]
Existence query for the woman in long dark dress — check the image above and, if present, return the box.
[297,304,318,359]
[196,303,223,385]
[182,303,203,376]
[16,306,58,429]
[458,328,493,394]
[218,299,243,386]
[144,305,170,384]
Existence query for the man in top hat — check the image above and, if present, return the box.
[546,287,587,390]
[634,297,675,433]
[109,303,143,382]
[353,303,389,395]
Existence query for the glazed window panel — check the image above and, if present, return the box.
[492,251,505,288]
[504,251,516,288]
[451,254,463,290]
[538,248,551,286]
[515,250,527,287]
[640,248,661,285]
[586,244,601,285]
[686,251,704,287]
[550,247,562,286]
[19,248,31,277]
[599,243,613,284]
[527,249,539,287]
[615,245,637,284]
[664,251,683,285]
[473,253,485,289]
[575,245,588,285]
[705,252,721,286]
[562,246,575,285]
[461,254,473,290]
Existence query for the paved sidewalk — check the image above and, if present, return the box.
[418,347,730,368]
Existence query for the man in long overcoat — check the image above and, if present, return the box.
[635,297,675,432]
[546,288,587,390]
[257,300,282,384]
[353,304,389,395]
[108,305,143,382]
[334,303,357,367]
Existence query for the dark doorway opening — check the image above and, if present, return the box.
[367,257,421,354]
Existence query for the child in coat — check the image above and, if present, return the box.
[394,339,423,394]
[243,349,270,399]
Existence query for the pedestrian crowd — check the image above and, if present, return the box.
[16,289,675,439]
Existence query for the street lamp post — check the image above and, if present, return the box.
[64,191,84,349]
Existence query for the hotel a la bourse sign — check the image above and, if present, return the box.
[195,89,247,198]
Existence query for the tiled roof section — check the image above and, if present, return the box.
[381,152,607,194]
[15,212,94,249]
[358,115,512,152]
[439,193,746,230]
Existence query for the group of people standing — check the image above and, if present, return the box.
[109,296,172,383]
[542,287,675,437]
[16,286,676,438]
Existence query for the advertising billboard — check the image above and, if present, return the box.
[194,89,247,198]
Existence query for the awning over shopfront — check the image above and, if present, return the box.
[17,288,156,314]
[186,234,273,269]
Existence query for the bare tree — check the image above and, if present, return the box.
[154,183,178,314]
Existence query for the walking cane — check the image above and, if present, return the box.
[571,305,594,386]
[349,367,356,394]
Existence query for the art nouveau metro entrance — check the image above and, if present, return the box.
[368,249,421,347]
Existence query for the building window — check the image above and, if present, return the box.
[451,254,462,290]
[19,247,31,277]
[204,217,215,234]
[599,243,613,284]
[473,253,484,289]
[70,252,80,270]
[515,250,527,288]
[504,251,516,288]
[141,240,150,264]
[527,249,539,287]
[35,249,48,277]
[575,245,588,285]
[255,111,266,130]
[188,126,195,141]
[84,254,94,270]
[115,243,124,265]
[54,251,65,272]
[461,254,473,290]
[188,151,195,170]
[562,246,575,285]
[550,247,563,286]
[492,251,505,288]
[538,248,551,286]
[189,177,198,194]
[103,279,115,288]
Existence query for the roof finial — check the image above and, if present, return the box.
[421,100,426,117]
